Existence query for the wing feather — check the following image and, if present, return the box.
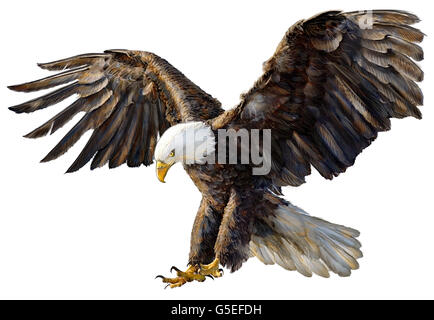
[41,90,119,164]
[126,93,146,167]
[214,10,424,186]
[361,37,423,61]
[9,82,80,114]
[109,102,139,168]
[8,66,90,92]
[9,50,223,171]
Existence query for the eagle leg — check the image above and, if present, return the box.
[155,265,210,289]
[199,258,223,278]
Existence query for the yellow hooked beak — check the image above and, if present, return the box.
[156,161,173,183]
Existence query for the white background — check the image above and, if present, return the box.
[0,0,433,299]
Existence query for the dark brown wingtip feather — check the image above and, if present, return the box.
[40,150,61,163]
[346,10,421,25]
[8,84,28,92]
[412,106,423,119]
[40,155,51,163]
[9,104,31,114]
[65,165,79,174]
[8,84,25,92]
[8,105,24,113]
[7,67,89,93]
[23,124,51,139]
[7,83,79,114]
[372,10,421,25]
[37,53,110,71]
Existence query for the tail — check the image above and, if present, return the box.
[250,202,362,277]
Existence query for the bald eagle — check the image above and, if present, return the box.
[8,10,424,288]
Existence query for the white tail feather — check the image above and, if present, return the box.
[250,203,362,277]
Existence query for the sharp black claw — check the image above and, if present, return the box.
[155,275,164,280]
[219,268,224,275]
[164,284,170,289]
[170,266,181,273]
[205,275,214,280]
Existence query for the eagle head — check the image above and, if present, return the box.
[154,121,215,183]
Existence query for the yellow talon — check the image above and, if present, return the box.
[156,259,223,288]
[199,258,223,278]
[156,265,206,289]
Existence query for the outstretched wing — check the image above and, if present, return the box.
[9,50,222,172]
[213,10,424,187]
